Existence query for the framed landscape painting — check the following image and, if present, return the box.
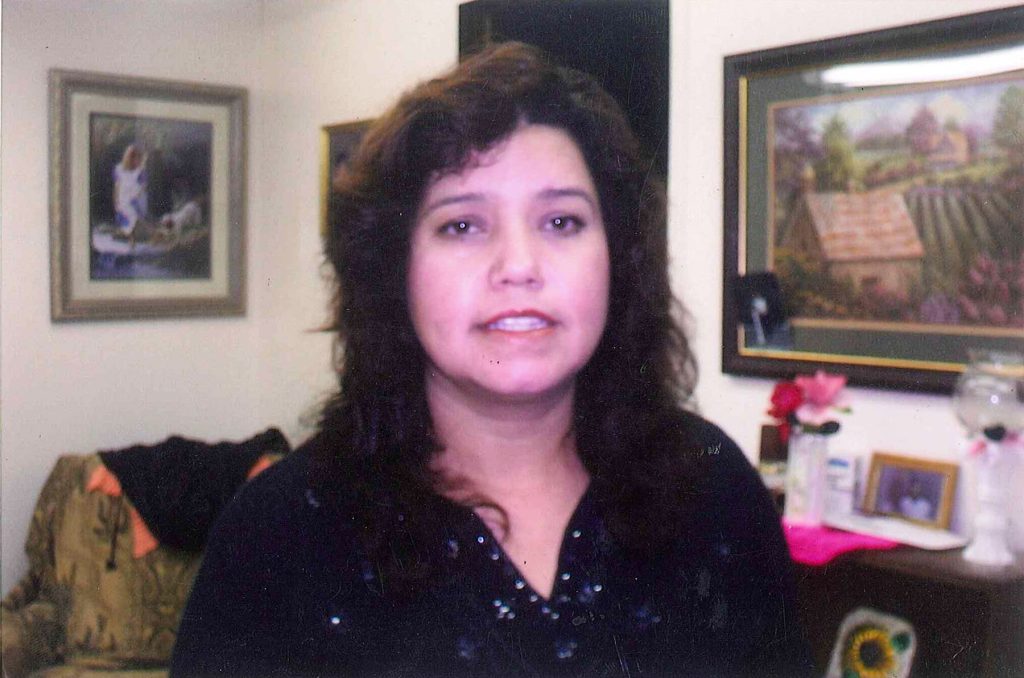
[50,70,247,320]
[723,7,1024,392]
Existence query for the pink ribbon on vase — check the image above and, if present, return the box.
[967,431,1023,457]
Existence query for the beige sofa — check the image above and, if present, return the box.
[2,448,281,678]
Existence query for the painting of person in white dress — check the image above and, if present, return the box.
[112,144,149,238]
[89,113,214,280]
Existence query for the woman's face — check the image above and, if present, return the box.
[408,124,610,403]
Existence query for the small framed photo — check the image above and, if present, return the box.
[320,120,372,238]
[50,70,247,320]
[863,452,958,529]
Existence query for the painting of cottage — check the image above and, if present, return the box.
[770,74,1024,329]
[782,181,925,296]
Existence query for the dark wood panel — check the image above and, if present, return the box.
[796,548,1023,677]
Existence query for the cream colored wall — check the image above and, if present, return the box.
[251,0,462,451]
[3,0,1021,593]
[0,0,269,592]
[0,0,463,596]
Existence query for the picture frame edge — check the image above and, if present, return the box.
[48,68,248,321]
[863,451,960,529]
[319,118,373,240]
[720,6,1024,393]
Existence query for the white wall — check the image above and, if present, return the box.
[251,0,462,447]
[0,0,269,592]
[3,0,1021,593]
[0,0,464,596]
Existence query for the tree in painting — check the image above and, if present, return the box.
[816,115,856,191]
[772,107,822,242]
[993,86,1024,162]
[906,106,941,156]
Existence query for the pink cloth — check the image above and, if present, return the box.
[783,520,899,566]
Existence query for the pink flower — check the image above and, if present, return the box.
[958,295,981,321]
[985,304,1007,325]
[794,371,847,426]
[795,370,847,406]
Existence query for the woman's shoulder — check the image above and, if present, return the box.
[680,420,814,676]
[671,408,738,451]
[201,444,310,557]
[229,439,312,508]
[211,436,350,547]
[662,409,776,529]
[173,439,371,676]
[196,435,368,601]
[659,408,752,476]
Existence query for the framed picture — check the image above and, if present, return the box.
[863,452,958,529]
[722,7,1024,392]
[321,120,372,238]
[50,69,247,320]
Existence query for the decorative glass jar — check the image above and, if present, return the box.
[953,349,1024,567]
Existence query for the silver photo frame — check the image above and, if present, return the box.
[49,69,247,320]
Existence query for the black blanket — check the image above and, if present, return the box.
[99,428,290,551]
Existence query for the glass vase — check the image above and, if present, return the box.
[953,349,1024,434]
[963,442,1014,567]
[784,431,829,527]
[953,349,1023,567]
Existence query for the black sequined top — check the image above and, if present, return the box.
[171,416,813,677]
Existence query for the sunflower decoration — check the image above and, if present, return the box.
[827,608,916,678]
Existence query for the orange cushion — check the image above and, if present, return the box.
[86,454,276,558]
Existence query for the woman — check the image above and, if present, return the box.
[172,43,812,677]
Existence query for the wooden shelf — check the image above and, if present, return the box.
[795,547,1024,677]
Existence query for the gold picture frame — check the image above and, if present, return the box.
[320,119,372,238]
[722,7,1024,392]
[863,452,958,529]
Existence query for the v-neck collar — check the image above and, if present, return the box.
[445,484,601,605]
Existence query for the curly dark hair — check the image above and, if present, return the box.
[315,42,702,588]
